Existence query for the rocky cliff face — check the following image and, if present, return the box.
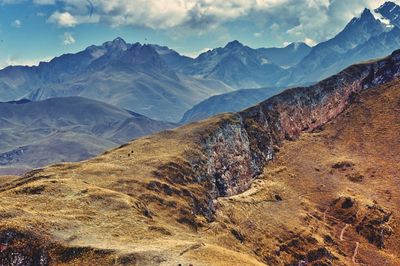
[199,49,400,198]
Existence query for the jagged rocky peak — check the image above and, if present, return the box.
[224,40,245,49]
[376,1,400,27]
[286,42,311,50]
[102,37,129,51]
[332,7,387,49]
[377,1,398,13]
[124,43,162,63]
[349,8,378,25]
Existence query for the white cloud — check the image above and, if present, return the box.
[254,32,262,38]
[0,55,52,69]
[182,47,211,58]
[49,0,288,29]
[11,19,22,28]
[62,32,75,45]
[303,37,316,47]
[45,0,399,42]
[48,11,78,27]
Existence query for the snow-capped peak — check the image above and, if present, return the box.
[371,8,394,29]
[375,1,400,28]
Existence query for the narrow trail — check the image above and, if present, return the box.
[340,224,350,241]
[352,241,360,264]
[338,223,360,265]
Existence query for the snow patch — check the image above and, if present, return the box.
[372,9,394,28]
[90,49,106,59]
[260,58,270,65]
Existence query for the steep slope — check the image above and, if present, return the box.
[340,26,400,65]
[376,1,400,27]
[179,41,287,89]
[257,42,311,68]
[151,44,195,70]
[282,8,388,85]
[0,97,177,175]
[0,49,399,265]
[0,38,233,122]
[214,79,400,265]
[180,86,284,123]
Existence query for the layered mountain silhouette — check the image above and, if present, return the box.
[1,1,400,175]
[180,86,284,123]
[169,2,400,88]
[172,40,309,89]
[2,2,400,122]
[279,5,400,85]
[0,97,176,175]
[0,38,232,122]
[1,45,399,265]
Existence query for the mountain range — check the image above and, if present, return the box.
[1,44,399,265]
[167,1,400,89]
[0,39,232,122]
[177,1,400,121]
[1,1,400,174]
[0,97,176,175]
[1,2,399,121]
[171,40,309,89]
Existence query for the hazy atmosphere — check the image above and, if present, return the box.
[1,1,400,265]
[0,0,397,67]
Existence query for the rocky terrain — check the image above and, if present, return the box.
[0,46,399,265]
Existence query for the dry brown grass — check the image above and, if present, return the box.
[0,82,399,265]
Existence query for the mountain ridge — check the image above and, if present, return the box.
[0,38,233,122]
[0,96,177,175]
[1,47,400,265]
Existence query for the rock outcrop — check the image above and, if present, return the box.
[199,50,400,198]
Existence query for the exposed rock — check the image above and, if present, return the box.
[330,196,359,224]
[356,205,393,248]
[198,49,400,199]
[203,120,259,197]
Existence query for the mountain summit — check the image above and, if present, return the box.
[224,40,245,49]
[376,1,400,27]
[279,2,400,85]
[0,38,232,122]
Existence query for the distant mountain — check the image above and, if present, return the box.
[151,44,195,70]
[176,40,288,89]
[280,3,400,86]
[0,38,233,122]
[0,97,177,175]
[281,8,389,85]
[376,1,400,27]
[339,26,400,66]
[257,42,311,68]
[2,2,400,118]
[156,3,400,89]
[180,87,284,123]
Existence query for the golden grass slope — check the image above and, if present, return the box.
[0,81,399,265]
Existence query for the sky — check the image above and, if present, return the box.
[0,0,398,68]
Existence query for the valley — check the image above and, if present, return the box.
[0,47,399,265]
